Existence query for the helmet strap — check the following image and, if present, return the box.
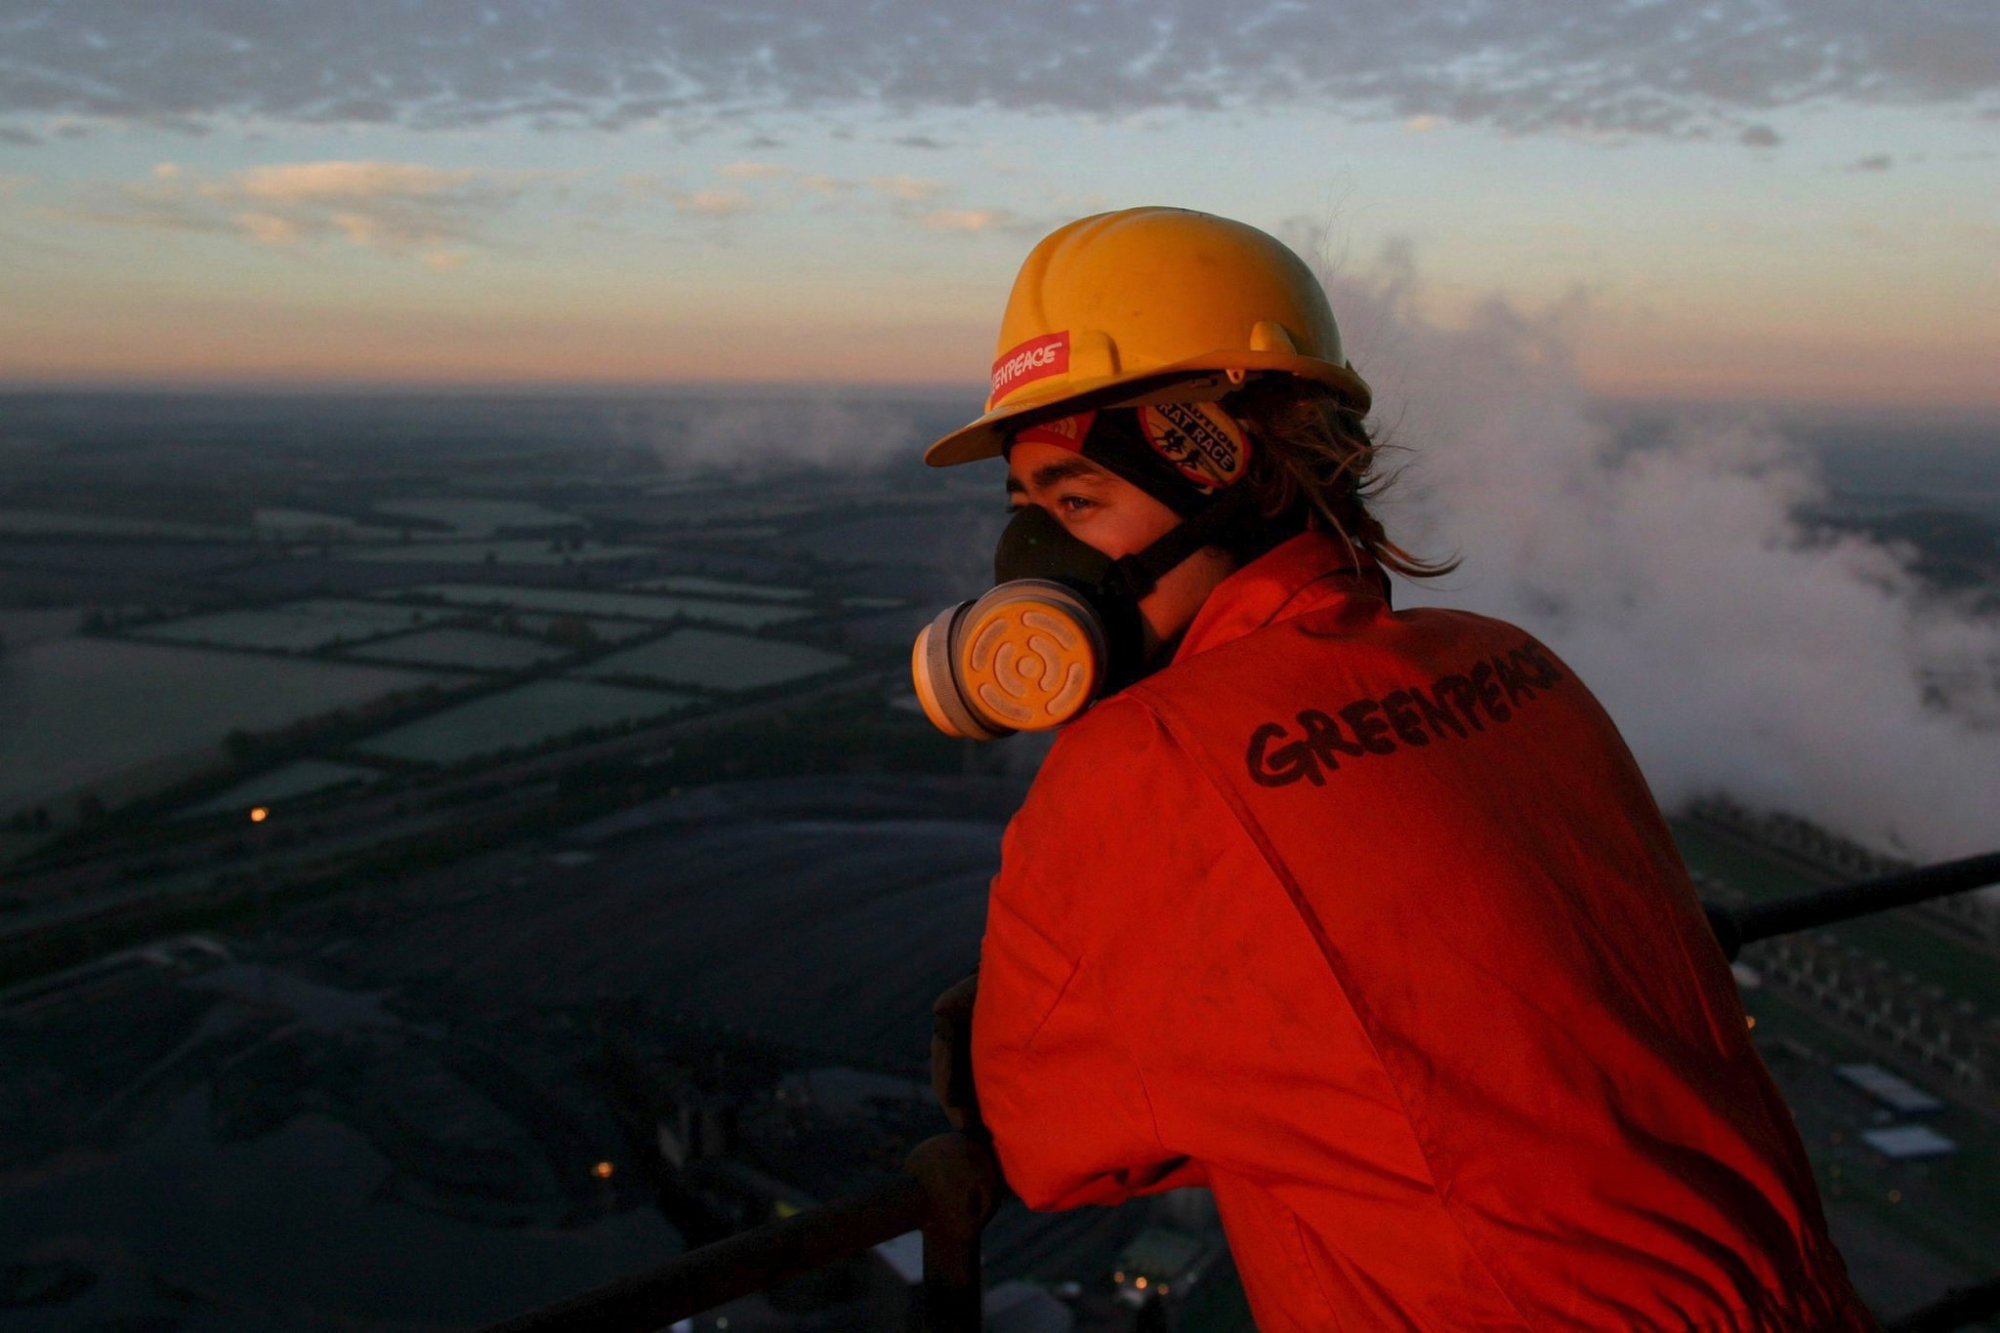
[1104,485,1257,600]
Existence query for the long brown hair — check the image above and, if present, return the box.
[1227,378,1457,580]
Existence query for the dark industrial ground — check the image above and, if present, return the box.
[1,392,1995,1331]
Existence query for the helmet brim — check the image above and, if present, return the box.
[925,353,1372,467]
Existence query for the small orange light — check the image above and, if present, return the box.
[1135,1277,1147,1290]
[592,1161,614,1179]
[1888,1190,1901,1204]
[1113,1272,1124,1285]
[1745,1015,1756,1029]
[249,807,269,823]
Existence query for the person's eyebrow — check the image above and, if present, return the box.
[1004,456,1105,497]
[1029,458,1105,490]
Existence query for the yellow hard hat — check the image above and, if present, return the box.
[926,207,1371,467]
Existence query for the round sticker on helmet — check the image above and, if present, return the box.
[1137,403,1251,491]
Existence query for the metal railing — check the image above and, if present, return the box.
[489,852,2000,1333]
[485,1131,1000,1333]
[1703,851,2000,963]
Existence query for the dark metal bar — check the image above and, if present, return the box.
[481,1131,1000,1333]
[908,1131,1002,1332]
[1704,851,2000,962]
[484,1174,923,1332]
[1883,1278,2000,1333]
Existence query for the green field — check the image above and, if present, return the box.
[397,584,809,631]
[185,759,380,817]
[354,680,694,765]
[343,628,575,672]
[576,628,850,694]
[133,600,452,653]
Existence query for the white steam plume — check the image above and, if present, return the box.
[638,392,927,473]
[1320,246,2000,860]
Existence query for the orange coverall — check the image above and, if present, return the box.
[971,531,1871,1331]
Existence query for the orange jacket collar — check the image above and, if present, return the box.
[1175,530,1381,663]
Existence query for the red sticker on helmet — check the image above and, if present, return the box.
[1010,411,1097,454]
[1138,402,1251,491]
[989,331,1071,408]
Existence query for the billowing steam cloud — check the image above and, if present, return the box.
[1323,247,2000,860]
[669,394,926,473]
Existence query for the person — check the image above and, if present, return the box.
[916,207,1872,1331]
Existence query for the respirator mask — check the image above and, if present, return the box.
[911,402,1258,740]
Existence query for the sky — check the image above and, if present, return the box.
[0,1,1996,407]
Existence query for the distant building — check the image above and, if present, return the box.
[1112,1224,1226,1328]
[1836,1063,1945,1116]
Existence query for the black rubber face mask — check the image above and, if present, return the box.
[909,490,1252,741]
[992,503,1153,694]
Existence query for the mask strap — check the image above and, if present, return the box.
[1104,486,1255,600]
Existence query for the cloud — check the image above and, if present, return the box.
[922,208,1015,232]
[625,392,934,474]
[234,160,478,202]
[70,159,529,261]
[1739,124,1782,148]
[892,133,952,150]
[868,174,949,203]
[1305,246,2000,860]
[232,211,301,245]
[619,170,672,196]
[672,187,753,216]
[0,125,41,145]
[8,2,1988,144]
[719,161,790,180]
[1404,115,1446,133]
[1848,153,1894,172]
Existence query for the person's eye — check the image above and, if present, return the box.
[1055,494,1096,517]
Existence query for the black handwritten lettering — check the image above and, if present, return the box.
[1340,698,1397,755]
[1519,641,1563,688]
[1409,684,1466,740]
[1494,653,1536,706]
[1248,721,1319,787]
[1243,642,1567,786]
[1299,709,1364,773]
[1471,660,1511,723]
[1433,674,1484,732]
[1380,690,1430,746]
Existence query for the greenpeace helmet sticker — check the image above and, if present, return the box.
[1138,402,1251,491]
[989,331,1071,408]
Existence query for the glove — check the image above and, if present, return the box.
[930,971,982,1134]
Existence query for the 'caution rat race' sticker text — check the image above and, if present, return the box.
[1138,402,1251,491]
